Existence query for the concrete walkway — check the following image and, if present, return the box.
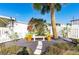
[34,41,43,55]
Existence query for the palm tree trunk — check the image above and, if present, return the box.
[50,3,58,39]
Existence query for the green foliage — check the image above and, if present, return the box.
[33,3,50,14]
[63,50,79,55]
[9,32,19,40]
[61,26,70,38]
[46,46,63,55]
[33,3,42,11]
[0,45,22,55]
[43,43,72,55]
[41,4,50,14]
[54,43,70,50]
[17,47,29,55]
[76,39,79,42]
[55,3,61,12]
[0,45,33,55]
[33,3,62,14]
[74,46,79,51]
[63,45,79,55]
[42,42,79,55]
[28,18,49,36]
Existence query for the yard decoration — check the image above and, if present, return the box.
[24,34,32,42]
[47,34,51,41]
[28,34,32,42]
[45,32,51,41]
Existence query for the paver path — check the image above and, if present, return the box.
[34,41,43,55]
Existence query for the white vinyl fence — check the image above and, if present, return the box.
[0,27,14,43]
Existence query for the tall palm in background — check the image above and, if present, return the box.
[33,3,62,39]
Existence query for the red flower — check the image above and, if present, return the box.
[27,25,32,31]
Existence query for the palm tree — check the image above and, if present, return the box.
[33,3,62,39]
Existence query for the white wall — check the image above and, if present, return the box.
[68,25,79,39]
[13,22,28,38]
[49,24,79,39]
[0,27,14,43]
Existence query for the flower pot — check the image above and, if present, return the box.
[27,34,32,42]
[46,35,51,41]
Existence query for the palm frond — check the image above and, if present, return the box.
[41,4,50,14]
[33,3,42,10]
[55,3,61,12]
[33,3,50,15]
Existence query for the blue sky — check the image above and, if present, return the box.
[0,3,79,24]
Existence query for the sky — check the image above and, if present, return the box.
[0,3,79,24]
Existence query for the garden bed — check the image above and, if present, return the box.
[41,42,79,55]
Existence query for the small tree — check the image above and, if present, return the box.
[61,26,70,38]
[28,18,49,36]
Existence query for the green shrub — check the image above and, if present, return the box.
[42,42,79,55]
[76,39,79,42]
[63,50,79,55]
[73,46,79,51]
[0,45,22,55]
[53,43,70,50]
[43,43,71,55]
[46,46,64,55]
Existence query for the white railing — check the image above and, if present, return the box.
[33,35,46,41]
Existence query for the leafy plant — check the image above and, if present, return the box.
[43,43,72,55]
[28,18,48,36]
[0,45,22,55]
[54,43,70,50]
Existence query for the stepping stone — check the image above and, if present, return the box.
[38,41,42,45]
[34,41,43,55]
[36,45,42,50]
[34,49,42,55]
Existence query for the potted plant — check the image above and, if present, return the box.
[45,32,51,41]
[24,32,33,42]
